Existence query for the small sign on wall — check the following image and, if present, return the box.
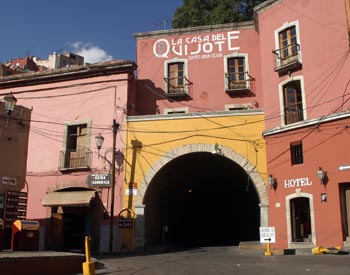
[88,174,112,188]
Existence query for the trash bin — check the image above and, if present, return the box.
[0,218,3,251]
[11,220,40,251]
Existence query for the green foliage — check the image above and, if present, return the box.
[172,0,266,28]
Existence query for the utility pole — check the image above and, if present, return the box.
[109,119,119,253]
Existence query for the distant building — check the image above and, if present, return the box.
[4,56,38,72]
[0,64,21,77]
[34,52,85,70]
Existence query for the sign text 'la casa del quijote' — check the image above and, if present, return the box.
[153,31,240,59]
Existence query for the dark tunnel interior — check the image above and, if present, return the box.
[143,152,260,247]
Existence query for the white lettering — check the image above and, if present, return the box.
[284,177,313,188]
[202,42,213,53]
[153,39,170,58]
[152,31,241,59]
[227,31,240,51]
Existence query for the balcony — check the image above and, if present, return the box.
[225,72,251,94]
[273,43,302,73]
[59,147,91,171]
[164,76,192,99]
[284,104,304,125]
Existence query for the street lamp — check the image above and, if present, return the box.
[95,119,120,253]
[4,93,17,115]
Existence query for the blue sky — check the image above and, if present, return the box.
[0,0,183,64]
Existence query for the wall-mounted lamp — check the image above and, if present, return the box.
[212,143,223,155]
[95,133,105,154]
[267,174,277,190]
[317,167,326,185]
[4,93,17,115]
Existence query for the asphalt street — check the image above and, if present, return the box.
[72,246,350,275]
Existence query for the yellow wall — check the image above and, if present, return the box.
[123,112,267,209]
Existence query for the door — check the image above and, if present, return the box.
[290,197,311,242]
[339,183,350,241]
[50,213,63,250]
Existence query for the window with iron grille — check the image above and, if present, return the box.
[224,53,250,92]
[283,80,304,125]
[291,141,303,165]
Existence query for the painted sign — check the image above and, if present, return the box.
[88,174,112,188]
[153,31,240,59]
[284,177,312,188]
[4,190,27,229]
[259,227,276,243]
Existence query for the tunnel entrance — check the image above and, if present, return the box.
[143,152,260,247]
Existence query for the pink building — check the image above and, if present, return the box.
[135,21,263,114]
[0,61,136,252]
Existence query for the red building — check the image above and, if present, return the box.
[257,0,350,250]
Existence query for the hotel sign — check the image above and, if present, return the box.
[153,31,240,59]
[284,177,312,188]
[88,174,112,188]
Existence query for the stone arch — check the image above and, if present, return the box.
[136,143,269,226]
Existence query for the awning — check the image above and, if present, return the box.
[41,190,95,207]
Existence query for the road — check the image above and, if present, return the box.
[73,246,350,275]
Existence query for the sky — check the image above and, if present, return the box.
[0,0,183,64]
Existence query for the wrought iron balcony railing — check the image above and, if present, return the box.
[59,147,91,170]
[273,43,302,73]
[164,76,192,98]
[284,103,304,125]
[225,71,251,93]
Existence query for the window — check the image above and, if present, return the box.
[60,122,91,170]
[279,26,297,61]
[164,59,190,97]
[290,141,303,165]
[273,21,302,72]
[224,53,250,93]
[283,81,304,125]
[225,104,251,111]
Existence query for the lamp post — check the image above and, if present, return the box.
[95,119,120,253]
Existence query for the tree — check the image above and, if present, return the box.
[172,0,267,29]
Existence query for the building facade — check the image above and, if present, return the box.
[125,0,350,252]
[0,99,31,249]
[257,0,350,250]
[128,21,267,251]
[0,61,136,252]
[1,0,349,254]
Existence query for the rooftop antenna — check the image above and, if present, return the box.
[152,19,172,30]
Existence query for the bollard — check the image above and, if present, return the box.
[82,236,95,275]
[264,242,273,256]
